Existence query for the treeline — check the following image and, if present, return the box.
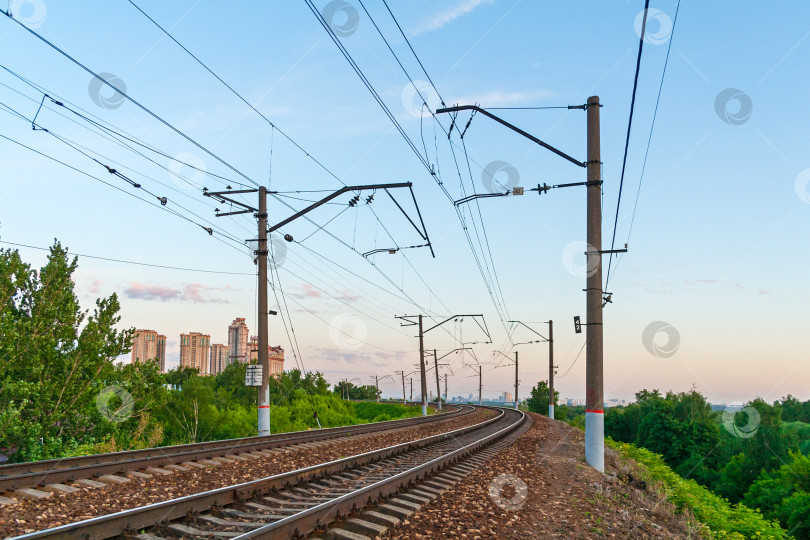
[604,389,808,537]
[0,242,420,463]
[525,378,809,537]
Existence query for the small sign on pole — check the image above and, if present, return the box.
[512,187,524,196]
[245,364,263,386]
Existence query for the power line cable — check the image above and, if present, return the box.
[381,0,444,105]
[336,4,512,339]
[118,4,457,323]
[604,0,650,288]
[611,0,681,283]
[0,240,254,275]
[0,8,260,188]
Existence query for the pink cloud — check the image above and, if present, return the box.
[297,283,322,299]
[695,278,718,284]
[87,278,103,294]
[336,290,360,303]
[757,290,769,295]
[123,282,229,303]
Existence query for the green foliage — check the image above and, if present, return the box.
[0,244,427,464]
[0,243,162,461]
[604,388,810,538]
[745,452,810,538]
[333,380,379,401]
[779,395,810,424]
[610,439,789,539]
[526,380,558,415]
[352,402,421,422]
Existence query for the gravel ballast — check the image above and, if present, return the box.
[381,413,699,539]
[0,409,493,538]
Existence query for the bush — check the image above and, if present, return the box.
[610,439,789,539]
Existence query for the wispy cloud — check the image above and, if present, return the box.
[123,282,232,303]
[312,348,408,368]
[695,278,718,284]
[87,278,103,294]
[412,0,494,35]
[291,283,323,300]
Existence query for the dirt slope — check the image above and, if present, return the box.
[382,412,700,539]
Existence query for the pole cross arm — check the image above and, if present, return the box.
[435,105,586,168]
[453,191,509,207]
[204,188,259,213]
[423,314,491,343]
[508,320,549,342]
[268,182,435,258]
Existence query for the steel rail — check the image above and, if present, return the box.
[0,405,466,492]
[242,408,525,538]
[9,406,511,540]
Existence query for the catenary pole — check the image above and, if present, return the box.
[585,95,604,472]
[514,351,519,409]
[548,320,555,419]
[257,187,270,436]
[433,349,442,410]
[419,315,427,416]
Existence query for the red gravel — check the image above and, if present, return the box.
[0,409,493,538]
[382,413,700,539]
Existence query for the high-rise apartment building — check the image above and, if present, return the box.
[228,317,249,364]
[209,343,229,375]
[180,332,211,374]
[156,334,167,372]
[248,336,285,377]
[131,329,159,364]
[131,330,167,371]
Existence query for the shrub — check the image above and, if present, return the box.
[610,439,789,539]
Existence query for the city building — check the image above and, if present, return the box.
[210,343,229,375]
[228,317,250,364]
[131,329,162,365]
[180,332,211,374]
[156,334,166,371]
[502,391,513,403]
[247,336,285,376]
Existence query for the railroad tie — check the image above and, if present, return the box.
[98,474,130,484]
[42,483,80,494]
[73,478,107,488]
[166,523,241,537]
[13,488,51,500]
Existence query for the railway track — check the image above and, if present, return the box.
[0,404,468,500]
[8,406,525,540]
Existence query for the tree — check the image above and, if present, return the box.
[744,451,810,539]
[0,243,140,461]
[526,380,558,416]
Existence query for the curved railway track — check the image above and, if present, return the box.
[0,404,467,497]
[8,406,526,540]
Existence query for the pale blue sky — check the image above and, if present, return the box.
[1,1,808,403]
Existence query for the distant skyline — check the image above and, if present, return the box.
[2,1,808,403]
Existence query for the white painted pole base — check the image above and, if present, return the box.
[514,400,518,410]
[585,411,604,472]
[548,404,554,420]
[422,404,427,416]
[258,388,270,436]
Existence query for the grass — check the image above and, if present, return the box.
[609,439,791,539]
